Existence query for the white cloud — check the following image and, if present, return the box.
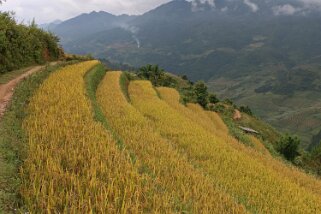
[297,0,321,11]
[273,4,300,16]
[221,6,228,12]
[243,0,259,12]
[299,0,321,6]
[191,0,216,12]
[0,0,173,24]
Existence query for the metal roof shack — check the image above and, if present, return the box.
[239,126,259,135]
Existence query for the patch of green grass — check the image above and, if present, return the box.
[119,72,131,102]
[84,65,129,152]
[0,61,78,213]
[0,67,33,84]
[236,114,281,146]
[222,115,254,147]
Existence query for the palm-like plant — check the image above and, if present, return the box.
[137,64,164,86]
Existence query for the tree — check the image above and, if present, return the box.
[181,75,188,81]
[276,134,301,162]
[310,143,321,175]
[239,106,253,116]
[137,64,165,86]
[208,93,219,104]
[0,12,62,73]
[194,81,208,108]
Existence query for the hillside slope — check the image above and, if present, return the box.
[1,61,321,213]
[49,0,321,148]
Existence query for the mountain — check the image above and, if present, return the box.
[52,11,136,45]
[39,19,62,31]
[51,0,321,148]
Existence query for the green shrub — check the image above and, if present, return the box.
[239,106,253,116]
[208,93,220,104]
[194,81,209,108]
[276,134,301,162]
[137,64,165,86]
[0,13,62,73]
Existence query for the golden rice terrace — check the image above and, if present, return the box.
[1,61,321,213]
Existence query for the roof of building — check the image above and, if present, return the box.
[239,126,259,134]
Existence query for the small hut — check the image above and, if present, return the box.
[239,126,259,135]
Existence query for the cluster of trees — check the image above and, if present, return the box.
[0,12,63,73]
[137,64,165,86]
[308,145,321,175]
[276,135,301,162]
[275,134,321,176]
[302,142,321,175]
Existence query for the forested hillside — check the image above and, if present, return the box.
[0,12,63,73]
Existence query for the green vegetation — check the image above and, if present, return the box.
[0,12,63,74]
[65,53,94,61]
[84,64,126,150]
[239,106,253,116]
[301,143,321,176]
[309,145,321,175]
[210,66,321,149]
[276,135,301,162]
[208,93,219,104]
[0,62,75,213]
[193,81,209,108]
[310,130,321,151]
[0,66,33,84]
[137,64,165,86]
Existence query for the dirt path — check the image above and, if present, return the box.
[233,109,242,120]
[0,65,45,120]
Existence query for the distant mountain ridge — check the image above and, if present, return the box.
[52,11,136,44]
[49,0,321,148]
[39,20,62,31]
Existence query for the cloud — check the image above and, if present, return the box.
[243,0,259,12]
[299,0,321,7]
[273,4,300,16]
[297,0,321,11]
[0,0,173,24]
[191,0,216,12]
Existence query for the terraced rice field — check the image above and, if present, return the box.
[19,62,321,213]
[96,71,246,213]
[156,86,321,197]
[129,80,321,213]
[22,62,145,213]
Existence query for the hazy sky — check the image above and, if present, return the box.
[0,0,174,24]
[1,0,320,24]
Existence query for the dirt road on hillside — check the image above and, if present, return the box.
[0,66,44,120]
